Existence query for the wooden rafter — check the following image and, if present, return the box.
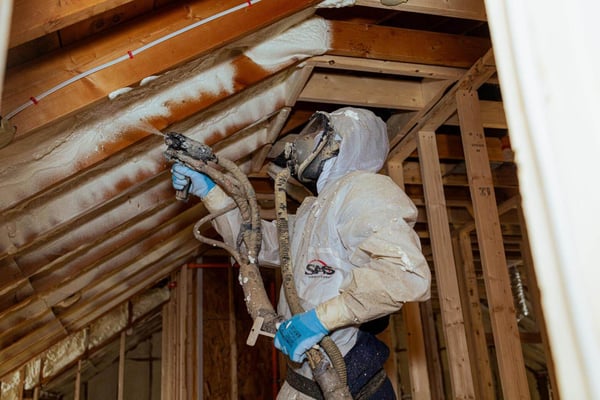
[9,0,137,48]
[328,21,490,68]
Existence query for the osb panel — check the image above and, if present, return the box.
[203,267,279,399]
[203,319,230,399]
[236,268,278,400]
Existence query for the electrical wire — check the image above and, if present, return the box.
[4,0,262,120]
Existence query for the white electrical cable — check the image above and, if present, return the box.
[4,0,262,120]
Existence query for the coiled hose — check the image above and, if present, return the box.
[164,133,351,399]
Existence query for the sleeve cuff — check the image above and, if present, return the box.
[315,294,358,331]
[202,186,234,213]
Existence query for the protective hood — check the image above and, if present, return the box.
[316,107,389,192]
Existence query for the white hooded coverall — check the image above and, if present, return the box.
[201,107,431,399]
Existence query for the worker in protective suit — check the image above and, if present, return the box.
[171,107,431,399]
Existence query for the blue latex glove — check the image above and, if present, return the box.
[274,309,329,363]
[171,163,216,198]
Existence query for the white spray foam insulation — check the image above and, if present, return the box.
[317,0,356,8]
[245,17,331,71]
[108,87,133,100]
[0,16,330,213]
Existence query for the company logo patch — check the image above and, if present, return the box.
[304,259,335,277]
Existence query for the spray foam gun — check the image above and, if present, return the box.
[163,132,282,339]
[164,132,351,399]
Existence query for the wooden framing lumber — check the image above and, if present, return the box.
[403,303,432,400]
[9,0,136,48]
[417,129,475,399]
[455,233,495,399]
[308,55,467,79]
[456,89,530,399]
[329,21,491,68]
[420,301,446,399]
[445,101,507,129]
[118,333,126,400]
[228,265,238,400]
[299,71,435,110]
[161,302,170,400]
[388,159,431,399]
[355,0,487,21]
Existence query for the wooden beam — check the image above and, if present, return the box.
[178,266,188,400]
[9,0,135,48]
[161,303,170,400]
[456,89,530,399]
[455,233,495,399]
[417,129,475,398]
[445,101,507,129]
[389,49,496,162]
[2,0,320,135]
[388,160,431,399]
[329,21,491,68]
[227,265,238,400]
[420,301,446,399]
[403,303,432,400]
[355,0,487,21]
[299,71,430,110]
[308,55,467,79]
[118,332,125,400]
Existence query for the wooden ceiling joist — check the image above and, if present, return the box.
[355,0,487,21]
[328,20,491,68]
[298,71,439,110]
[308,55,467,80]
[445,100,507,129]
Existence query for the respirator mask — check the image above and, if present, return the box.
[284,112,340,183]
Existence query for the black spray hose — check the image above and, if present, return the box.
[274,168,351,397]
